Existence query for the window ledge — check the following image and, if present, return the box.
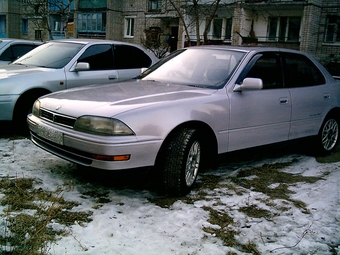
[322,43,340,47]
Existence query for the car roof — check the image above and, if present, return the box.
[187,44,302,54]
[48,38,148,48]
[0,38,42,44]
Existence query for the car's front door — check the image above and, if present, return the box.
[228,52,292,151]
[66,44,120,89]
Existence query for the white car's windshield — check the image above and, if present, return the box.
[0,41,9,50]
[12,42,84,68]
[141,48,245,88]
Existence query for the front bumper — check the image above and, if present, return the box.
[27,114,163,170]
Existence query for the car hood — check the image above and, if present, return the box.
[0,64,51,79]
[39,80,216,117]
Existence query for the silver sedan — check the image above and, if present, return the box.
[1,39,158,130]
[0,38,42,65]
[28,46,340,195]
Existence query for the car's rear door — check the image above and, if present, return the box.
[283,52,332,139]
[113,44,155,80]
[228,52,292,151]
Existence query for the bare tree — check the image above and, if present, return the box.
[20,0,73,40]
[168,0,223,46]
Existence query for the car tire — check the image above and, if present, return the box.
[315,115,339,155]
[161,128,201,195]
[13,93,37,135]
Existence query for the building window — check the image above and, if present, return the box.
[0,15,5,37]
[148,0,162,12]
[325,15,340,43]
[267,17,301,42]
[225,18,232,41]
[206,18,232,41]
[77,12,106,37]
[35,30,42,40]
[125,17,135,38]
[22,19,28,34]
[213,19,223,39]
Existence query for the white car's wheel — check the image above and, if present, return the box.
[162,128,201,195]
[316,116,339,154]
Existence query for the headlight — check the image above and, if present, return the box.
[74,116,134,136]
[32,100,40,117]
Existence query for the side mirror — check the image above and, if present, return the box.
[233,78,263,92]
[73,62,90,71]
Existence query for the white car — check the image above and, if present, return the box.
[0,39,158,131]
[0,38,42,65]
[28,46,340,195]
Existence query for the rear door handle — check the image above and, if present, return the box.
[324,93,330,100]
[108,75,117,80]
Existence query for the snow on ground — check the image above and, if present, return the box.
[0,137,340,254]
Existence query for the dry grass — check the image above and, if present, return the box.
[1,142,335,254]
[0,176,93,255]
[151,157,325,254]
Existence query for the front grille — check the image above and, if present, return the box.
[41,110,53,120]
[40,109,76,128]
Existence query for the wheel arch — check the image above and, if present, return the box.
[325,107,340,122]
[13,88,51,117]
[155,120,218,170]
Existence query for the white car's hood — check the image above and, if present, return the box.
[39,80,216,117]
[0,64,51,79]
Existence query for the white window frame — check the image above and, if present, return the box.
[207,18,227,40]
[124,16,135,38]
[148,0,162,12]
[325,15,340,43]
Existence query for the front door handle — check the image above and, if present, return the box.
[279,98,289,104]
[108,75,117,80]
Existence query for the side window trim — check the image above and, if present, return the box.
[78,44,114,71]
[236,54,263,84]
[237,52,283,89]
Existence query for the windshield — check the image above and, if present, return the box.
[0,41,9,50]
[141,48,245,88]
[12,42,84,68]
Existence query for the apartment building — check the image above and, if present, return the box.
[0,0,339,73]
[0,0,22,38]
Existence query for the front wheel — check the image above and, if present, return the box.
[161,128,201,195]
[315,116,339,155]
[13,92,43,135]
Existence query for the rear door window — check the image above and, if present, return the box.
[283,53,325,88]
[114,45,152,69]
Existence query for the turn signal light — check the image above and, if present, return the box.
[92,154,131,161]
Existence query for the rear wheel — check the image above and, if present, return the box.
[161,128,201,195]
[315,116,339,155]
